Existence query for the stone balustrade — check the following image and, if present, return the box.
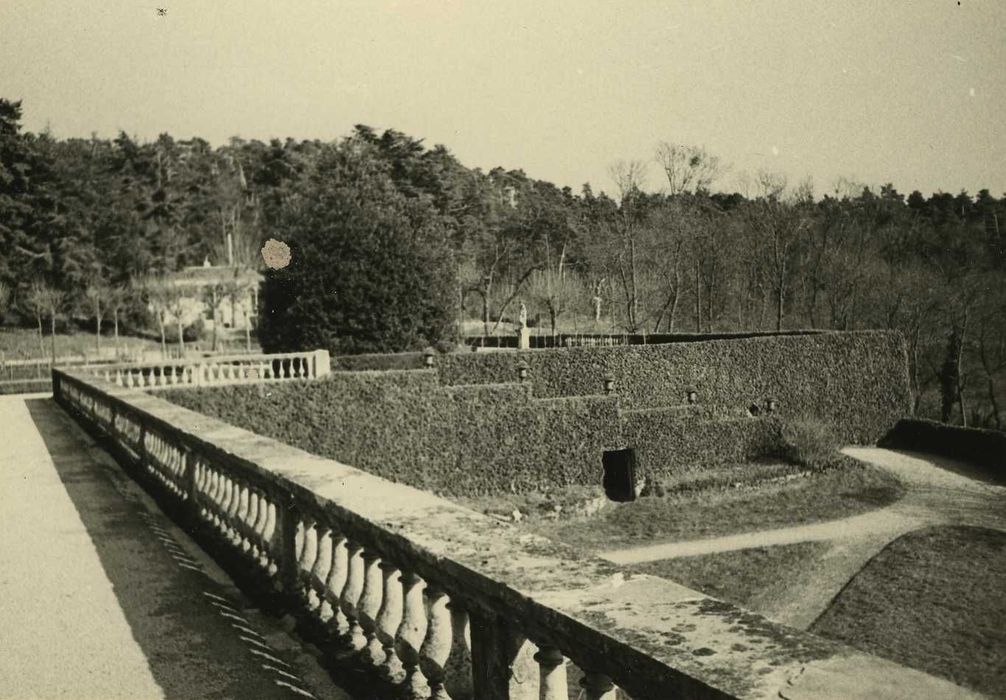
[52,366,979,700]
[86,349,330,390]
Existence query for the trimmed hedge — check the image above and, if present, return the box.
[880,419,1005,477]
[0,378,52,395]
[440,330,910,444]
[330,352,426,372]
[161,371,622,496]
[621,408,782,479]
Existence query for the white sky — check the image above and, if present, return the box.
[2,0,1004,197]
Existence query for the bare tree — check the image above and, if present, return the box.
[143,277,172,358]
[654,143,726,195]
[23,281,49,358]
[526,268,584,338]
[108,285,129,359]
[607,159,649,331]
[84,280,108,354]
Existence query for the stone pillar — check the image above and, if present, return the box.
[517,326,531,350]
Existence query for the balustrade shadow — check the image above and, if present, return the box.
[23,397,339,700]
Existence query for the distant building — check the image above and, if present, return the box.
[162,264,262,331]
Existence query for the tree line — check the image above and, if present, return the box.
[1,98,1003,429]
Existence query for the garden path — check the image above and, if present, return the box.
[599,447,1006,629]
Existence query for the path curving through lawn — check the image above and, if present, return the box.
[601,447,1006,629]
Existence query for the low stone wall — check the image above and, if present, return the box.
[53,366,977,700]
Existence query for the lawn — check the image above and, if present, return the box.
[810,525,1006,696]
[0,326,161,364]
[527,462,903,551]
[628,541,831,609]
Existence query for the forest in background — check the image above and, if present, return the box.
[1,98,1004,429]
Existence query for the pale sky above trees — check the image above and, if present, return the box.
[1,0,1003,198]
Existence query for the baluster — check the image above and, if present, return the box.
[296,517,318,609]
[444,602,473,700]
[208,469,223,528]
[262,498,278,576]
[263,362,273,379]
[236,485,252,552]
[358,551,386,667]
[580,672,617,700]
[534,647,568,700]
[221,475,238,539]
[250,489,269,568]
[309,526,332,616]
[323,532,350,637]
[396,572,430,699]
[339,542,367,651]
[376,562,405,684]
[420,587,453,700]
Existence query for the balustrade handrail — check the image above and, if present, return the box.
[50,366,976,700]
[83,349,321,371]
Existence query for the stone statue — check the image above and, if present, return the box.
[518,302,528,329]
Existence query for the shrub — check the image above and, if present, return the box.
[258,141,457,355]
[779,417,842,470]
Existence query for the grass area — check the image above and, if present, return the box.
[629,541,832,609]
[0,326,161,363]
[810,525,1006,696]
[528,462,903,551]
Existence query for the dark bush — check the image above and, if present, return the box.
[258,142,457,355]
[330,352,426,371]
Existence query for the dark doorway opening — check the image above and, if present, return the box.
[602,449,637,502]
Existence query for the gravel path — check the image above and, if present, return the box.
[600,447,1005,629]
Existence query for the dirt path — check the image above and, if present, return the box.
[600,447,1006,629]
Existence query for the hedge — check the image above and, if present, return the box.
[880,418,1005,478]
[464,329,820,349]
[0,378,52,395]
[439,330,910,444]
[621,408,782,479]
[330,351,426,372]
[160,372,623,496]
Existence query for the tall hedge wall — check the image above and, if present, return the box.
[160,371,622,496]
[439,330,910,444]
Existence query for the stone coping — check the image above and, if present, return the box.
[53,366,982,700]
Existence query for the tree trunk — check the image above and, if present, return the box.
[159,317,167,358]
[36,315,45,358]
[244,311,252,352]
[956,311,969,427]
[95,309,102,353]
[694,259,701,333]
[49,315,56,363]
[177,321,185,358]
[114,310,120,359]
[211,289,219,352]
